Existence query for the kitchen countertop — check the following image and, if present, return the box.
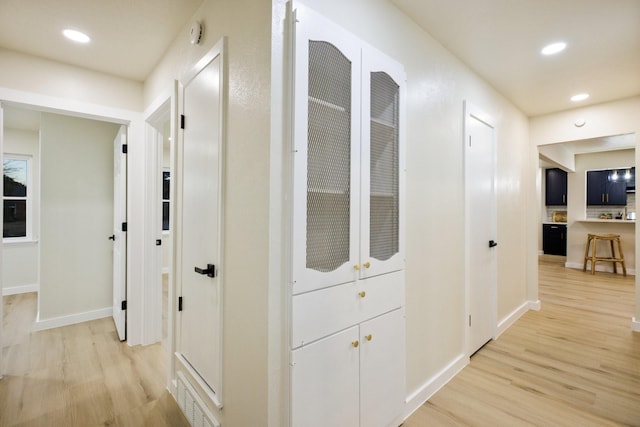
[542,222,567,225]
[577,219,636,224]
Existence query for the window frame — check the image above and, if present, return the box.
[162,168,170,232]
[3,153,33,242]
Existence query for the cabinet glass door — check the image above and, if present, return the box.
[369,71,400,262]
[360,50,405,278]
[306,41,352,273]
[292,7,362,294]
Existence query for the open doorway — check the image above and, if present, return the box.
[1,104,126,335]
[538,133,636,273]
[145,99,173,350]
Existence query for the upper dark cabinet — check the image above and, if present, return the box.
[586,169,627,206]
[627,167,635,192]
[545,168,567,206]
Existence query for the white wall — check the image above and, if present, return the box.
[2,128,39,294]
[145,0,274,425]
[0,48,142,112]
[38,113,119,324]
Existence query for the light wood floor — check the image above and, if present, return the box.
[2,260,639,426]
[404,259,640,426]
[0,293,189,427]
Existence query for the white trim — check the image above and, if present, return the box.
[565,261,635,276]
[176,371,222,427]
[403,354,468,421]
[2,283,38,296]
[632,317,640,332]
[33,306,112,331]
[463,100,498,357]
[496,299,540,338]
[0,87,133,124]
[173,38,226,407]
[2,238,38,246]
[175,353,223,409]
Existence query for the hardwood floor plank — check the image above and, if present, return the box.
[404,260,640,426]
[0,293,188,427]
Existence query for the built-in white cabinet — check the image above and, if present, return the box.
[292,308,405,427]
[290,5,406,427]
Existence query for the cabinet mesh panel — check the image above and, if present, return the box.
[370,72,399,261]
[306,41,352,272]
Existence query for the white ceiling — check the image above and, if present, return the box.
[390,0,640,117]
[0,1,638,119]
[0,0,203,82]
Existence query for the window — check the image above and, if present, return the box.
[163,170,170,231]
[3,155,31,239]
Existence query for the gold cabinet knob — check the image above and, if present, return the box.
[358,291,366,298]
[352,340,359,348]
[363,262,371,269]
[365,334,372,341]
[354,264,361,271]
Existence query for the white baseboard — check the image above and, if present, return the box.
[538,250,544,256]
[565,262,635,276]
[496,299,540,338]
[34,306,112,331]
[632,317,640,333]
[2,283,39,296]
[403,353,467,421]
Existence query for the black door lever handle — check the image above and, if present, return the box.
[194,264,216,278]
[489,240,498,248]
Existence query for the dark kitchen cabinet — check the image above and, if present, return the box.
[586,170,627,206]
[626,167,635,192]
[545,168,567,206]
[543,224,566,256]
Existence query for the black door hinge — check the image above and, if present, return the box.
[178,296,183,312]
[180,114,185,130]
[122,144,128,154]
[121,222,127,232]
[156,239,162,246]
[121,300,127,310]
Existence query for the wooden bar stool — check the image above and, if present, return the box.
[583,233,626,276]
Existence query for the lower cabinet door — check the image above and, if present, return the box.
[360,308,406,427]
[291,326,360,427]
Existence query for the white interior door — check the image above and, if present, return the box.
[0,103,4,378]
[112,125,127,341]
[465,102,496,356]
[178,49,223,397]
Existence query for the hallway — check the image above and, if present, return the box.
[405,259,640,426]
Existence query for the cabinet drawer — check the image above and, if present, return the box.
[292,270,404,348]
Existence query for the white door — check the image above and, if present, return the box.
[0,103,4,377]
[112,125,127,341]
[359,308,405,427]
[291,5,362,295]
[178,49,223,396]
[291,326,360,427]
[464,102,496,356]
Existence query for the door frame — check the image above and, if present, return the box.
[463,100,497,358]
[144,96,174,347]
[0,89,144,344]
[172,38,227,408]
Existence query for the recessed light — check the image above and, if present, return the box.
[63,29,91,44]
[571,93,590,102]
[541,42,566,56]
